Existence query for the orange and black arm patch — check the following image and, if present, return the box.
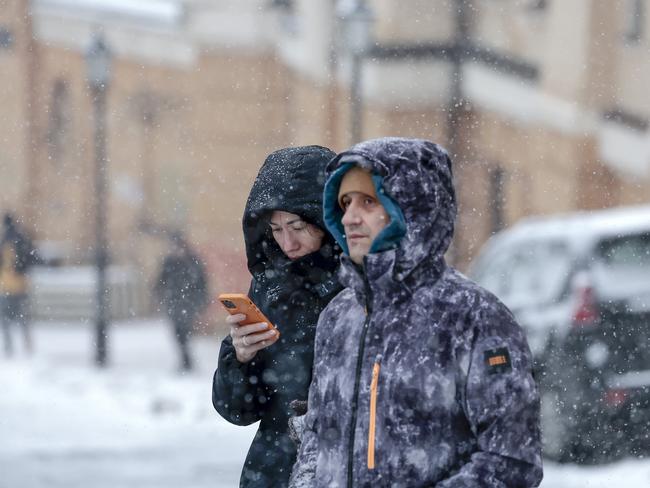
[484,347,512,374]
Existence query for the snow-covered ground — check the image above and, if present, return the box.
[1,319,649,487]
[0,319,257,488]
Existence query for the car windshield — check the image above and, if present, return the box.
[472,240,573,309]
[597,232,650,267]
[589,232,650,375]
[593,232,650,299]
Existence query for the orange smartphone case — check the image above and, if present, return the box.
[218,293,276,331]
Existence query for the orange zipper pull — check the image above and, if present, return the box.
[368,362,380,470]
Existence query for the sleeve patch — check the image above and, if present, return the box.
[484,347,512,374]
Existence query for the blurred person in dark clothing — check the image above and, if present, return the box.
[0,213,40,356]
[212,146,341,488]
[154,232,209,371]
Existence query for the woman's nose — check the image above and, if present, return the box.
[281,232,300,252]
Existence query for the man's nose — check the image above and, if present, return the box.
[341,205,361,226]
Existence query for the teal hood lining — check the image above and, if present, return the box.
[323,162,407,256]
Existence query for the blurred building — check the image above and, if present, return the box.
[1,0,649,311]
[276,0,650,262]
[0,0,288,303]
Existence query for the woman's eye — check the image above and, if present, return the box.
[270,227,281,234]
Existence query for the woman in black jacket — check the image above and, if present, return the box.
[212,146,341,487]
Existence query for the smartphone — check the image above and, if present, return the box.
[218,293,277,332]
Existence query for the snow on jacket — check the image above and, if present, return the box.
[212,146,342,488]
[289,138,543,488]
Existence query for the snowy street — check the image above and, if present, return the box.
[0,320,256,488]
[1,320,649,488]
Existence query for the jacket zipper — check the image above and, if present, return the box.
[347,279,373,488]
[367,362,380,470]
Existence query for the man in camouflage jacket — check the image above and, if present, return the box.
[289,138,543,487]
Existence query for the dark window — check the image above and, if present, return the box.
[593,231,650,313]
[597,232,650,269]
[0,26,14,49]
[489,165,506,234]
[269,0,293,8]
[624,0,644,43]
[47,79,71,164]
[526,0,548,11]
[603,108,649,132]
[269,0,297,35]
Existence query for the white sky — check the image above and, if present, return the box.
[35,0,184,24]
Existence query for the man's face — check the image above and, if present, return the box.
[340,191,390,265]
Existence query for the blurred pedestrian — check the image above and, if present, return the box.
[290,138,543,487]
[154,232,208,372]
[0,213,39,356]
[212,146,341,488]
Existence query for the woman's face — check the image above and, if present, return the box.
[269,210,325,260]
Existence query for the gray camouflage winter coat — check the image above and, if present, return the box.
[289,138,543,487]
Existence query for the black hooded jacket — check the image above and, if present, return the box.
[212,146,341,488]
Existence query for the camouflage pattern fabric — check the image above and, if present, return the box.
[289,138,543,488]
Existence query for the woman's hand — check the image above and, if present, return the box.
[227,313,279,363]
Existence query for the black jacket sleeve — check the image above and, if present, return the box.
[212,335,268,426]
[212,280,270,426]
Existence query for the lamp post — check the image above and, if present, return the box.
[85,34,112,367]
[338,0,374,145]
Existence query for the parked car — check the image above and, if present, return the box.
[469,205,650,463]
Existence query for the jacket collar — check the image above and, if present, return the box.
[338,247,447,302]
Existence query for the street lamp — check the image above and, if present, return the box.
[337,0,374,145]
[85,33,112,367]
